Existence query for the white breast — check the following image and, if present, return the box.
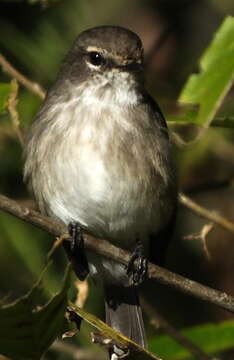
[46,110,160,246]
[28,72,171,250]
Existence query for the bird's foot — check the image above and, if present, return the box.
[68,221,84,251]
[63,221,89,280]
[126,240,148,286]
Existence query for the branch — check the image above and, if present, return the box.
[0,54,46,100]
[179,193,234,234]
[7,80,25,146]
[168,116,234,129]
[1,193,234,315]
[184,223,214,261]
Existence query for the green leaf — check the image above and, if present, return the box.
[0,264,71,360]
[0,211,62,293]
[149,319,234,359]
[179,16,234,126]
[0,83,12,113]
[69,302,161,360]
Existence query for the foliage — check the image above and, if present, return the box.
[69,302,160,360]
[0,265,70,360]
[149,319,234,360]
[179,16,234,127]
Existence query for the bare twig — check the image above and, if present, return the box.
[141,298,219,360]
[0,53,46,99]
[184,223,214,260]
[179,193,234,234]
[168,116,234,129]
[1,193,234,314]
[7,80,24,145]
[47,234,68,260]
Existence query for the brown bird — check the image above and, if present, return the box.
[24,26,177,359]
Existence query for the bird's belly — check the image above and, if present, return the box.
[47,145,161,249]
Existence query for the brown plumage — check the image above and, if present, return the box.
[24,26,177,358]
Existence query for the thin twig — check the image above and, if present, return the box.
[184,223,214,261]
[46,234,68,261]
[7,80,24,145]
[1,193,234,314]
[179,193,234,234]
[0,53,46,99]
[141,298,219,360]
[168,116,234,129]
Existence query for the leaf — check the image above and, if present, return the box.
[0,83,12,113]
[68,302,161,360]
[149,319,234,360]
[179,16,234,126]
[0,212,61,293]
[0,264,71,360]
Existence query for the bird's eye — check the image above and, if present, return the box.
[88,52,105,66]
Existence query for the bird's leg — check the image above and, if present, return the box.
[63,221,89,281]
[68,222,84,251]
[126,240,148,286]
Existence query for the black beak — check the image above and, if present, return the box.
[117,62,143,72]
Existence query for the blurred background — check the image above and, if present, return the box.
[0,0,234,359]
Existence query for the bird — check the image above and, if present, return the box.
[24,25,177,359]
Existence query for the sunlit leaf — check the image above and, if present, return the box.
[149,319,234,359]
[179,16,234,126]
[69,302,161,360]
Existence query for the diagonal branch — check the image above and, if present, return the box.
[0,54,46,100]
[1,193,234,315]
[179,193,234,234]
[7,80,25,146]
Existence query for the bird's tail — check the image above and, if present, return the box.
[104,284,146,353]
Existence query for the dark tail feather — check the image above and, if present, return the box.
[104,284,146,349]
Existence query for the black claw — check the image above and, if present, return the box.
[68,222,84,251]
[63,221,89,281]
[126,241,148,286]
